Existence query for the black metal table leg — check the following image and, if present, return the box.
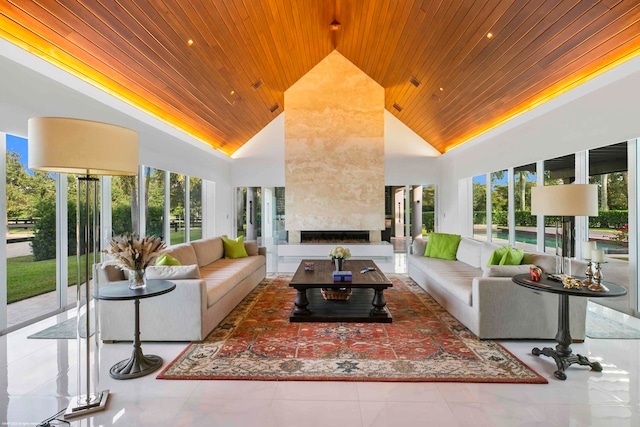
[109,298,163,379]
[532,294,602,380]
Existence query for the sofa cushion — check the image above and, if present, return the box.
[412,237,427,256]
[244,240,259,256]
[199,256,265,306]
[425,233,461,260]
[456,238,483,268]
[522,253,556,273]
[165,243,198,266]
[482,264,535,277]
[146,265,201,280]
[424,259,479,306]
[155,254,181,266]
[481,241,502,266]
[101,264,125,281]
[191,237,224,267]
[221,236,249,259]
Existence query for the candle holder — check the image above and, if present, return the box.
[581,261,593,286]
[588,261,609,292]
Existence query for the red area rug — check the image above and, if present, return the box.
[158,275,546,383]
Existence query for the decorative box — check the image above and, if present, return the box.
[333,271,352,282]
[304,262,315,271]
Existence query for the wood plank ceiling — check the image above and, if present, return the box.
[1,1,639,155]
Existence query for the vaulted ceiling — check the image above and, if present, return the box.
[1,1,639,156]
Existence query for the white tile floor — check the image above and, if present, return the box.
[2,301,640,426]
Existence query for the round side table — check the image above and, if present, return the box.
[96,279,175,380]
[512,273,626,380]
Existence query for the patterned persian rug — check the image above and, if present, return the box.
[158,275,546,383]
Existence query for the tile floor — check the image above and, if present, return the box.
[2,299,640,426]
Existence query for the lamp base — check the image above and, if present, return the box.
[63,390,109,419]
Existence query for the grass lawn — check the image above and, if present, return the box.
[7,253,91,304]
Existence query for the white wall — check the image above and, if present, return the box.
[0,40,235,236]
[437,55,640,235]
[231,113,285,187]
[230,110,441,187]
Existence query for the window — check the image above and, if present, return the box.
[472,175,487,241]
[588,142,630,313]
[514,164,537,250]
[490,170,508,243]
[169,173,186,245]
[6,134,58,326]
[112,176,138,235]
[144,167,165,240]
[189,177,202,241]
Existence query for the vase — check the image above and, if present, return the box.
[128,269,147,290]
[334,258,345,272]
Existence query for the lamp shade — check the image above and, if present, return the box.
[28,117,138,176]
[531,184,598,216]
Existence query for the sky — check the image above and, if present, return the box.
[7,134,28,166]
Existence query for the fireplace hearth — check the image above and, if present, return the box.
[301,230,369,243]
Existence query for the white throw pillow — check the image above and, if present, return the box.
[145,265,201,280]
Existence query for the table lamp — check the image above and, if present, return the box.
[531,184,598,275]
[28,117,138,419]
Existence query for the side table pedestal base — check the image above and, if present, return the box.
[110,349,163,380]
[532,346,602,381]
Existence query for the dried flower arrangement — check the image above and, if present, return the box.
[103,234,166,273]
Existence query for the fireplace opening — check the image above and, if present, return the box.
[300,230,369,243]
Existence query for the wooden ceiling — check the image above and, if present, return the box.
[1,1,639,155]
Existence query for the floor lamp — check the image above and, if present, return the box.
[531,184,598,275]
[28,117,138,418]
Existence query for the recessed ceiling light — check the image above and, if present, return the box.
[330,19,341,31]
[486,32,493,39]
[230,90,235,96]
[187,39,194,46]
[439,87,444,92]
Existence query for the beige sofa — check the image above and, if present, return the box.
[408,237,588,340]
[97,236,266,342]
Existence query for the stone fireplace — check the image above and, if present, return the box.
[284,51,385,240]
[300,230,370,243]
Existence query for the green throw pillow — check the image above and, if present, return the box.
[499,247,524,265]
[487,246,510,265]
[155,254,181,266]
[424,233,461,260]
[221,236,249,259]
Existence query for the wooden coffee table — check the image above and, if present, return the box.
[289,259,393,323]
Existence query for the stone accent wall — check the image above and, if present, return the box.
[284,51,385,236]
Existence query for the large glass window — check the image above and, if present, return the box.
[490,170,508,244]
[189,177,202,241]
[5,134,58,327]
[169,173,186,245]
[422,184,435,235]
[112,176,138,235]
[144,167,165,240]
[472,175,487,241]
[543,154,576,254]
[588,142,629,312]
[514,164,537,250]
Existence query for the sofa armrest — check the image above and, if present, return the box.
[258,246,267,256]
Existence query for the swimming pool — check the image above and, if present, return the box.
[488,230,629,255]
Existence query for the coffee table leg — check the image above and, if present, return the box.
[293,288,311,315]
[370,289,388,316]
